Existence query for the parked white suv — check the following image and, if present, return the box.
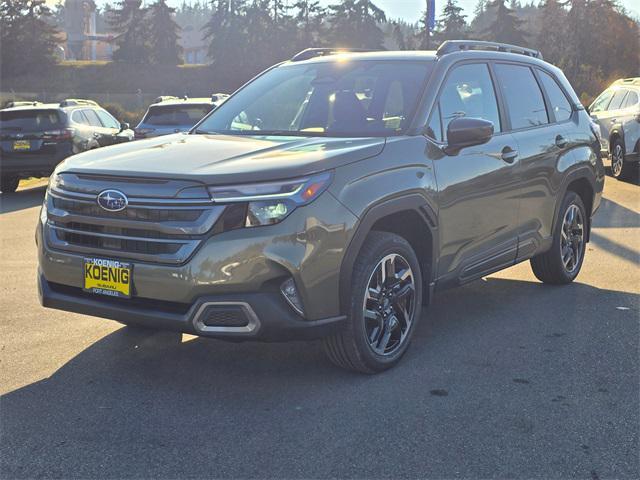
[589,78,640,180]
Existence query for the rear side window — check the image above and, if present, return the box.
[607,90,628,111]
[0,110,61,131]
[82,109,103,127]
[538,70,573,122]
[590,90,613,113]
[96,110,120,129]
[623,91,638,109]
[438,63,501,139]
[495,64,548,129]
[144,105,211,126]
[71,110,88,125]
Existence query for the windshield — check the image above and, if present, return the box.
[0,110,61,132]
[143,105,212,126]
[195,60,433,137]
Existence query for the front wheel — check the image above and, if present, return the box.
[323,231,422,373]
[610,138,633,180]
[530,191,587,284]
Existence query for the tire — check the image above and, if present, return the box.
[323,231,423,374]
[530,191,587,284]
[0,176,19,194]
[610,137,633,181]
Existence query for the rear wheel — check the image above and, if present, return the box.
[610,138,633,180]
[323,231,422,373]
[0,175,19,194]
[530,191,587,284]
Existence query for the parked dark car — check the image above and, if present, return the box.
[37,43,604,373]
[0,99,133,193]
[134,95,228,139]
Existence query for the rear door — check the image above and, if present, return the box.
[429,62,520,284]
[492,63,573,260]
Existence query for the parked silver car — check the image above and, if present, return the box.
[589,78,640,180]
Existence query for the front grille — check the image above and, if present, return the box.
[52,196,205,222]
[45,175,226,264]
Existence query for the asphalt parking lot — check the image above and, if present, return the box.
[1,176,638,479]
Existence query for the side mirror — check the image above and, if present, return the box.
[119,122,130,132]
[444,117,494,154]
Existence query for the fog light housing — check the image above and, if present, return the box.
[280,278,304,317]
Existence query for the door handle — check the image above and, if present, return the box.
[501,147,518,163]
[555,135,568,148]
[93,132,100,138]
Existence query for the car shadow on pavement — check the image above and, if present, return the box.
[0,185,46,214]
[2,277,638,478]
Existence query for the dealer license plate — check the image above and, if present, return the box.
[83,257,132,298]
[13,140,31,151]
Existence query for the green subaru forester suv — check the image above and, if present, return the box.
[37,42,604,373]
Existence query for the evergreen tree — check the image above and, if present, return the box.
[293,0,326,48]
[437,0,467,41]
[328,0,386,49]
[109,0,151,63]
[148,0,183,65]
[0,0,59,76]
[482,0,526,45]
[202,0,248,70]
[536,0,566,66]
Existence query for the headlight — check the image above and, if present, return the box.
[208,172,332,227]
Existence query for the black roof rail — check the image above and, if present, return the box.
[290,47,380,62]
[60,99,99,107]
[436,40,543,60]
[613,77,640,86]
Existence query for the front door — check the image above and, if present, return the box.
[428,62,520,285]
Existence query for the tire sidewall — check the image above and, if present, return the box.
[349,233,423,372]
[611,138,625,179]
[553,191,587,282]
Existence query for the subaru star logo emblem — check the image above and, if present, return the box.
[97,189,128,212]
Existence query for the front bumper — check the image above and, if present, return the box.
[37,188,358,340]
[38,273,346,341]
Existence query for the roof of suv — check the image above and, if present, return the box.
[1,99,102,113]
[287,41,544,66]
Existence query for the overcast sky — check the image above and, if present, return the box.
[50,0,640,22]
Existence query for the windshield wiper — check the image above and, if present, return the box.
[193,129,218,135]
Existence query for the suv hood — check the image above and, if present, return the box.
[57,133,386,185]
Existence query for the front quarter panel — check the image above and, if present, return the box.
[329,136,438,219]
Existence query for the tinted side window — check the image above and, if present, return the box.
[439,63,501,140]
[495,64,548,129]
[624,91,639,108]
[71,110,88,125]
[426,103,443,141]
[607,90,628,111]
[96,110,120,129]
[538,70,573,122]
[82,109,103,127]
[590,90,613,113]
